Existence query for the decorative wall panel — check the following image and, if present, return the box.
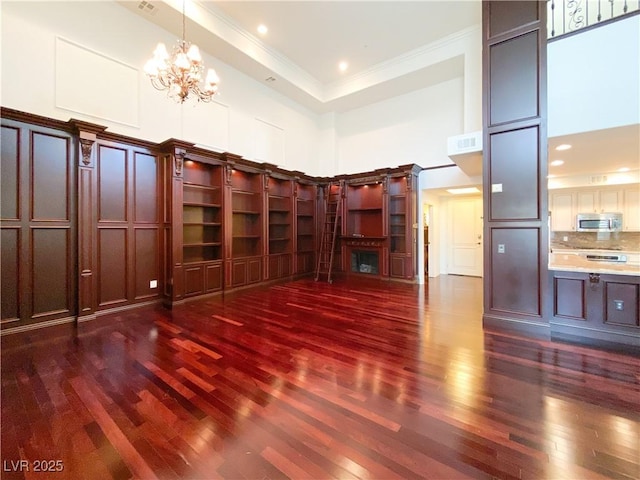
[1,126,19,220]
[254,118,284,165]
[490,227,541,316]
[488,1,539,37]
[32,228,70,317]
[98,228,127,306]
[31,132,69,221]
[183,100,230,151]
[98,145,127,222]
[55,37,139,128]
[0,117,76,330]
[134,228,159,299]
[1,228,20,323]
[554,276,586,319]
[489,126,540,220]
[489,31,539,125]
[134,152,158,223]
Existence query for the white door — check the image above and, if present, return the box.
[448,196,483,277]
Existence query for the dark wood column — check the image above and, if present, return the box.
[160,139,194,305]
[69,120,107,321]
[482,1,549,336]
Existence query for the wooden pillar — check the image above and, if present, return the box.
[69,120,107,322]
[159,139,194,305]
[482,1,550,336]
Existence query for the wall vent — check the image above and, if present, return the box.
[447,131,482,156]
[457,136,476,150]
[590,175,608,184]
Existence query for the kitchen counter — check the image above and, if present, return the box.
[549,249,640,276]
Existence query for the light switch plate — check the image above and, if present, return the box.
[150,280,158,289]
[492,183,503,193]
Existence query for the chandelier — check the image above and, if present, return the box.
[144,1,219,103]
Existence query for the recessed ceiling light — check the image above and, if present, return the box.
[446,187,480,195]
[555,144,572,151]
[339,61,348,72]
[550,160,564,167]
[618,167,630,172]
[257,24,268,35]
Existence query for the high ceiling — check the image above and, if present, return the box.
[120,0,481,112]
[121,0,638,184]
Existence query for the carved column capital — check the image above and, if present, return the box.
[79,137,95,166]
[174,150,185,177]
[224,164,233,185]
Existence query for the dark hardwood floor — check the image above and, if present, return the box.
[2,275,639,480]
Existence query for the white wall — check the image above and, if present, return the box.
[1,1,323,174]
[335,77,464,174]
[548,15,640,137]
[1,1,480,179]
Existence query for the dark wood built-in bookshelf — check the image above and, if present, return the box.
[295,183,317,274]
[227,167,263,288]
[345,182,384,238]
[267,176,293,280]
[388,171,418,279]
[181,160,224,297]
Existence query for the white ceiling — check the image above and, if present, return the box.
[549,125,640,178]
[121,0,638,186]
[121,0,481,112]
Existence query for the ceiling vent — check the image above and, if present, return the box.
[137,1,157,15]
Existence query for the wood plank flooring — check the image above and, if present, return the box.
[2,275,639,480]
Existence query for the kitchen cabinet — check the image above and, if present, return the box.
[549,185,634,231]
[576,188,621,214]
[550,270,640,347]
[623,186,640,231]
[550,191,575,231]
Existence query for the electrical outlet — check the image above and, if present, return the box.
[149,280,158,289]
[563,236,568,242]
[614,300,624,311]
[497,244,505,254]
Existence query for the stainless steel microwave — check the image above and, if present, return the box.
[576,213,623,232]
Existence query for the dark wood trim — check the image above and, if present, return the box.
[482,1,549,335]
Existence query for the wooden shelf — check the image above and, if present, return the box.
[184,202,222,208]
[233,210,260,215]
[184,242,222,247]
[183,222,221,227]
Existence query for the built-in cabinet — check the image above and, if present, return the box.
[622,186,640,231]
[550,184,640,231]
[388,173,417,279]
[1,108,419,332]
[226,166,264,288]
[550,270,640,347]
[338,166,419,281]
[181,161,224,297]
[267,176,293,280]
[295,183,317,274]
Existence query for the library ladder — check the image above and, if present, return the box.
[315,181,343,283]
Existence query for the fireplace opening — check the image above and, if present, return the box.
[351,250,379,275]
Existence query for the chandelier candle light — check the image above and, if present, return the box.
[144,1,219,103]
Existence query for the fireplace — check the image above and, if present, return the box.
[351,250,379,275]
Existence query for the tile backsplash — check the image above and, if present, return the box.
[550,231,640,252]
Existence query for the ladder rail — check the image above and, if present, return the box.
[315,181,342,283]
